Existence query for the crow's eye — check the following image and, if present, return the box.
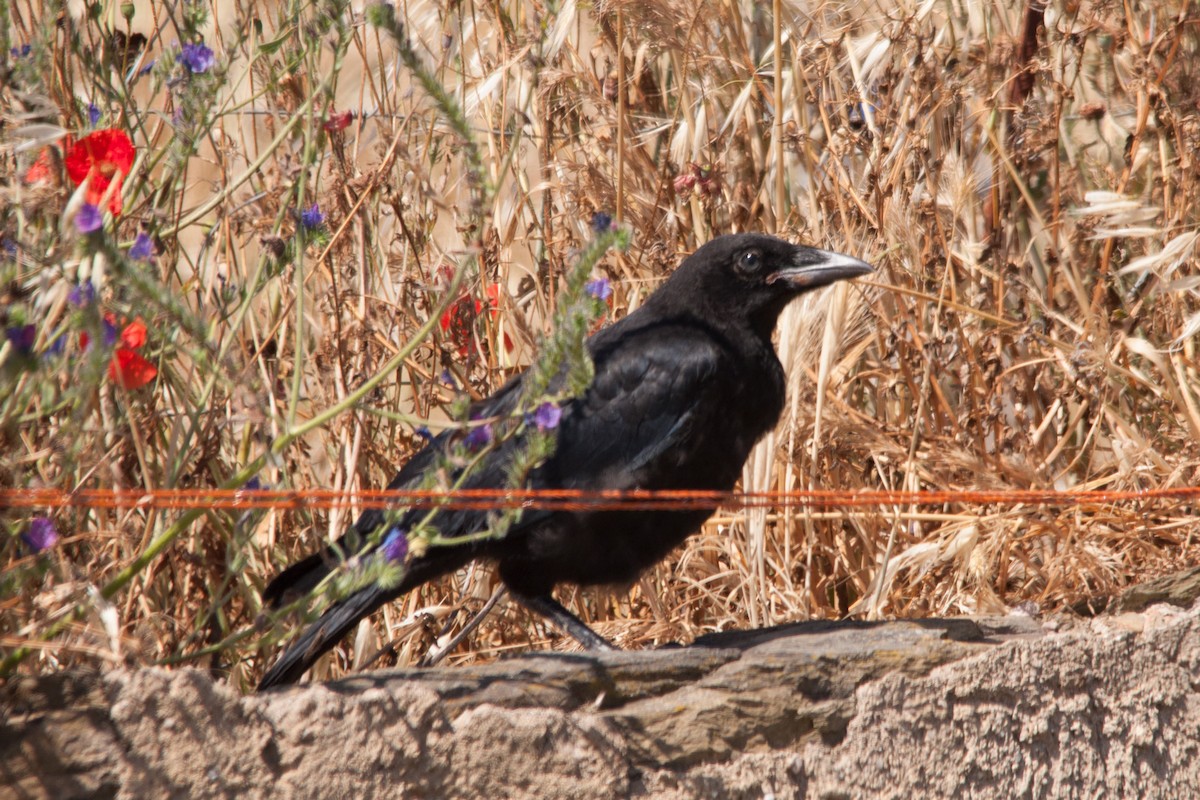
[737,249,762,274]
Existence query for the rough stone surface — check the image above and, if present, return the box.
[4,604,1200,799]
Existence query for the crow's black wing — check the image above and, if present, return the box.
[538,318,731,492]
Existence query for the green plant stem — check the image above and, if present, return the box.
[2,2,495,677]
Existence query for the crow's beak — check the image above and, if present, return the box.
[768,247,873,290]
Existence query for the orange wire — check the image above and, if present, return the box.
[2,486,1199,512]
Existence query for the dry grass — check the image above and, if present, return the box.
[3,0,1200,688]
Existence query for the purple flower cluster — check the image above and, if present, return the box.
[585,277,612,301]
[5,324,36,355]
[533,401,562,432]
[76,203,103,234]
[299,203,325,230]
[101,317,119,346]
[464,421,493,451]
[130,232,155,261]
[177,42,215,74]
[69,280,96,307]
[382,527,409,562]
[22,517,58,553]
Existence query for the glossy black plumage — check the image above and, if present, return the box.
[257,233,871,689]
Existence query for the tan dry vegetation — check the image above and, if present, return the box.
[4,0,1200,688]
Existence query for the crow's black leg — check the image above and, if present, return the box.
[515,593,618,651]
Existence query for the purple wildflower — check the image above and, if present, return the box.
[45,334,66,358]
[243,476,266,491]
[591,212,613,233]
[585,277,612,301]
[414,425,434,442]
[382,527,409,562]
[533,401,562,432]
[177,42,215,74]
[129,232,154,261]
[88,103,101,127]
[102,316,119,347]
[464,421,493,451]
[76,203,103,234]
[11,44,31,58]
[299,203,324,230]
[440,370,457,388]
[69,280,96,307]
[21,517,58,553]
[6,324,36,355]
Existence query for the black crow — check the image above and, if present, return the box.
[257,232,871,689]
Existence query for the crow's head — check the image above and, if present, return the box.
[660,233,873,337]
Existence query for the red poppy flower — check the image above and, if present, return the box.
[81,314,157,390]
[109,346,157,389]
[119,317,148,349]
[64,129,135,215]
[439,283,511,357]
[23,148,56,185]
[109,317,156,389]
[440,294,484,357]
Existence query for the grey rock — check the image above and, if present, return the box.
[3,605,1198,800]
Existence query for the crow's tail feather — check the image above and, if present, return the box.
[257,546,476,691]
[261,550,331,609]
[257,581,395,690]
[261,512,385,609]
